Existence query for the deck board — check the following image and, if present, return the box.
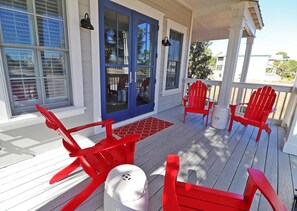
[0,106,295,211]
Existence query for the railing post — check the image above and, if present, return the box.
[281,74,297,128]
[283,104,297,156]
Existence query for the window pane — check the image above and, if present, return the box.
[0,0,31,12]
[5,48,36,78]
[166,30,183,90]
[0,9,34,45]
[10,79,39,104]
[35,0,63,19]
[41,51,69,102]
[37,17,64,48]
[4,48,40,110]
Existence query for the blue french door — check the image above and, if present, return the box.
[99,1,158,122]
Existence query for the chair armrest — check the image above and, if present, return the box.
[183,95,188,106]
[208,101,214,110]
[68,119,114,133]
[69,134,140,157]
[247,168,287,211]
[229,103,249,115]
[261,108,275,122]
[163,155,180,211]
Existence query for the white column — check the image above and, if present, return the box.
[240,36,254,83]
[236,36,254,104]
[218,19,245,106]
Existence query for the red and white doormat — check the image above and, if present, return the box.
[113,117,173,141]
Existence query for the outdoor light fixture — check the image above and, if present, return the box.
[80,13,94,30]
[162,36,171,46]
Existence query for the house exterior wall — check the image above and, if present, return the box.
[138,0,192,112]
[0,0,192,156]
[213,55,271,82]
[0,0,95,155]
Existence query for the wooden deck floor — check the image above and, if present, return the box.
[1,106,296,211]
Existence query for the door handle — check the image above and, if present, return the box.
[129,72,133,83]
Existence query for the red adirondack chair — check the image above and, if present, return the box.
[228,86,276,142]
[163,154,287,211]
[183,80,213,126]
[35,104,140,211]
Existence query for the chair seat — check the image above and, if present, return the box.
[183,80,213,126]
[35,104,140,211]
[162,154,287,211]
[176,182,249,211]
[232,115,267,128]
[228,86,276,142]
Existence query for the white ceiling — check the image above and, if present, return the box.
[176,0,263,41]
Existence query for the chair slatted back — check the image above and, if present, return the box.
[36,104,81,152]
[187,80,207,110]
[244,86,276,121]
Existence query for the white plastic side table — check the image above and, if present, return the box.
[211,105,230,129]
[104,164,148,211]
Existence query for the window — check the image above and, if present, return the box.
[0,0,71,116]
[165,30,183,90]
[216,65,223,71]
[218,57,224,61]
[162,19,187,95]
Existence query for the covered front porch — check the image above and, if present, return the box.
[1,106,296,210]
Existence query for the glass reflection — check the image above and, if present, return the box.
[104,8,129,64]
[137,21,155,65]
[106,67,129,113]
[136,68,151,106]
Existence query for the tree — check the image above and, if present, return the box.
[188,41,213,79]
[273,52,297,81]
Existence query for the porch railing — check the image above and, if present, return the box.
[184,78,293,123]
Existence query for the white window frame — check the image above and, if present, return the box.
[162,19,188,96]
[0,0,85,130]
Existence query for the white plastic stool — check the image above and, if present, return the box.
[211,105,230,129]
[104,164,148,211]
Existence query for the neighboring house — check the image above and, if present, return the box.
[213,55,274,81]
[0,0,267,156]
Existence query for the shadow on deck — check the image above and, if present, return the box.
[0,106,296,211]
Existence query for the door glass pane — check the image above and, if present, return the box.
[104,8,129,64]
[137,20,155,65]
[104,9,117,64]
[106,67,129,113]
[136,68,151,106]
[118,13,129,64]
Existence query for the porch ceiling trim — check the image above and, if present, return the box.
[177,0,264,42]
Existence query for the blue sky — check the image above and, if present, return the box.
[209,0,297,60]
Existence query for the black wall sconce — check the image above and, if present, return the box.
[162,36,171,46]
[80,13,94,30]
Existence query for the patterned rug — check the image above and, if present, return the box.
[114,117,174,141]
